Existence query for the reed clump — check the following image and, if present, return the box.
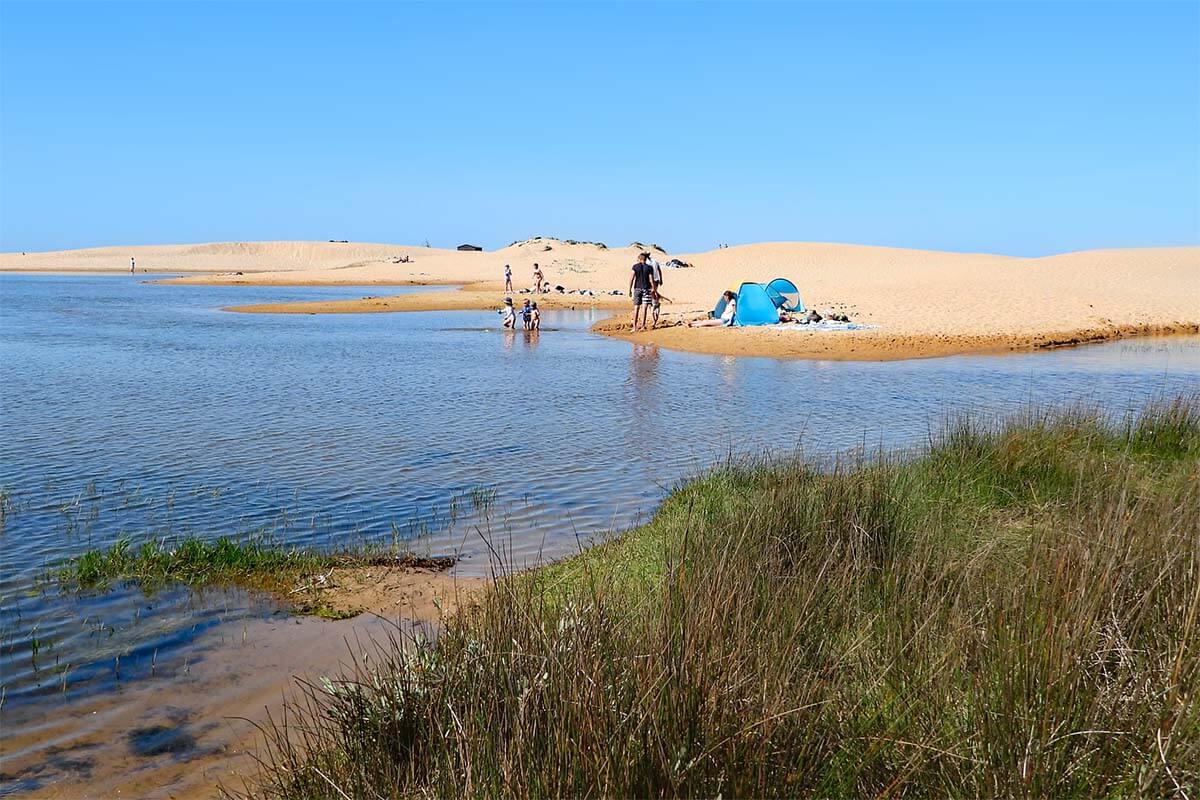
[240,398,1200,799]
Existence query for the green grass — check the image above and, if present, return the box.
[56,537,454,617]
[234,397,1198,798]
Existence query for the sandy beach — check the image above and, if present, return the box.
[3,239,1196,360]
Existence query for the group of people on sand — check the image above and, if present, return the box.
[503,263,546,294]
[501,251,851,335]
[628,251,668,332]
[500,297,540,331]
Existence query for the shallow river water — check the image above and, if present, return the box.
[1,273,1197,788]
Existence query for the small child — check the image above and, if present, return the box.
[521,299,533,330]
[500,297,516,329]
[530,301,541,331]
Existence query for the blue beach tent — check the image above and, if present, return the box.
[765,278,805,313]
[734,282,779,326]
[710,278,807,326]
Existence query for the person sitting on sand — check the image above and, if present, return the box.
[504,264,513,292]
[500,297,517,329]
[521,299,533,330]
[530,301,541,331]
[532,263,545,293]
[690,291,737,327]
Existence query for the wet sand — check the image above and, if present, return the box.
[592,317,1200,361]
[1,570,484,799]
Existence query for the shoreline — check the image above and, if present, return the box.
[594,318,1200,361]
[222,284,630,315]
[195,398,1200,796]
[217,284,1200,362]
[156,274,467,287]
[4,550,487,799]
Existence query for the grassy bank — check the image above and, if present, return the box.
[56,537,454,619]
[241,397,1199,798]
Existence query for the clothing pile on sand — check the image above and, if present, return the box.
[777,308,875,332]
[518,286,596,296]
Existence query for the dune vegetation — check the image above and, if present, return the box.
[231,396,1199,799]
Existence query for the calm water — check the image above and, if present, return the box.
[1,272,1197,713]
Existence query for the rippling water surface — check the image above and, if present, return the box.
[1,272,1198,714]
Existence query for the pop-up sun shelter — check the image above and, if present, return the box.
[711,278,806,326]
[765,278,804,313]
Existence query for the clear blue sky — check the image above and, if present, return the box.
[1,1,1197,255]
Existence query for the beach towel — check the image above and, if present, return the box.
[778,321,876,332]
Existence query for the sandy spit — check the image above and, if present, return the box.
[5,238,1197,360]
[226,286,629,315]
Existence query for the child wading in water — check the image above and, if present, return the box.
[521,299,533,330]
[530,301,541,330]
[500,297,517,329]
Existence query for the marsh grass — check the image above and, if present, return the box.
[56,537,455,618]
[237,398,1199,798]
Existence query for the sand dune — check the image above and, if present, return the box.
[0,240,446,275]
[3,238,1196,359]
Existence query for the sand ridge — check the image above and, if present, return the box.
[4,238,1197,360]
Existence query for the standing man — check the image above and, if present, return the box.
[130,257,135,274]
[504,264,513,292]
[532,263,544,293]
[628,252,657,332]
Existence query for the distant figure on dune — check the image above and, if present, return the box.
[628,251,658,332]
[130,257,135,274]
[504,264,513,292]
